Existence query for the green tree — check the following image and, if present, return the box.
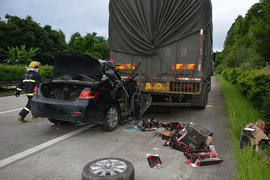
[0,15,67,65]
[218,1,269,69]
[253,1,270,64]
[3,45,39,65]
[68,32,109,60]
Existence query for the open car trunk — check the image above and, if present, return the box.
[40,81,93,101]
[39,52,104,101]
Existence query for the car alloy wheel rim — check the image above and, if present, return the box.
[107,107,118,127]
[89,159,127,176]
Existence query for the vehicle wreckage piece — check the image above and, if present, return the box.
[147,154,163,169]
[140,120,222,167]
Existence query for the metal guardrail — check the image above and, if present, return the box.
[0,82,19,88]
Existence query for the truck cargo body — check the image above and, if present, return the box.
[109,0,213,108]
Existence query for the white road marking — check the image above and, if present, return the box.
[0,108,22,115]
[0,124,96,168]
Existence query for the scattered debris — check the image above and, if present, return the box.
[124,126,141,132]
[141,118,222,167]
[154,127,166,136]
[185,145,223,167]
[262,155,270,163]
[240,119,270,148]
[147,154,163,169]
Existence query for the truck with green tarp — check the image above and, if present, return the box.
[108,0,214,108]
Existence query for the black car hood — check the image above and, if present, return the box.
[53,52,102,80]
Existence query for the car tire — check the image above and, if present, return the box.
[48,118,67,126]
[102,105,120,131]
[82,158,135,180]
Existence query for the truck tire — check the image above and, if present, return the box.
[192,83,208,109]
[199,89,208,109]
[198,83,209,109]
[82,158,135,180]
[208,78,211,92]
[102,105,120,131]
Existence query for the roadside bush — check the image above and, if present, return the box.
[0,64,53,82]
[0,64,25,82]
[236,69,257,96]
[247,73,270,106]
[39,65,54,80]
[221,68,230,79]
[220,66,270,123]
[221,67,242,84]
[214,64,227,74]
[261,89,270,123]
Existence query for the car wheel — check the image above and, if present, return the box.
[102,105,119,131]
[48,118,67,126]
[82,158,135,180]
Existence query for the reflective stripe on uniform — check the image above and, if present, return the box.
[23,107,30,112]
[16,88,22,91]
[23,79,36,83]
[26,93,34,96]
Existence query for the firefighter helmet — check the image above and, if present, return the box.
[29,61,41,68]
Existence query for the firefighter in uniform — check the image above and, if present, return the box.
[16,61,42,123]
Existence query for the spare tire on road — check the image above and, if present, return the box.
[82,158,135,180]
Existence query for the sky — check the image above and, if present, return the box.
[0,0,259,51]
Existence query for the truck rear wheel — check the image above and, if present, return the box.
[199,83,209,109]
[198,89,208,109]
[208,78,211,92]
[191,82,208,109]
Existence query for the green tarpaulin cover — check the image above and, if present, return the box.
[109,0,212,55]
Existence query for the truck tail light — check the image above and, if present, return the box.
[33,86,37,95]
[79,90,100,100]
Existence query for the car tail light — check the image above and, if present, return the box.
[79,90,100,100]
[33,86,37,95]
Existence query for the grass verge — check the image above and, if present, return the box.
[217,75,270,180]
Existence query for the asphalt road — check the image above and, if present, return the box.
[0,76,236,180]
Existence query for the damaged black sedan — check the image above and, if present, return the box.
[31,52,151,131]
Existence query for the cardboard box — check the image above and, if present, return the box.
[205,136,213,146]
[181,127,206,149]
[244,124,267,145]
[192,123,212,136]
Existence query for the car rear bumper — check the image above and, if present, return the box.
[31,97,106,125]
